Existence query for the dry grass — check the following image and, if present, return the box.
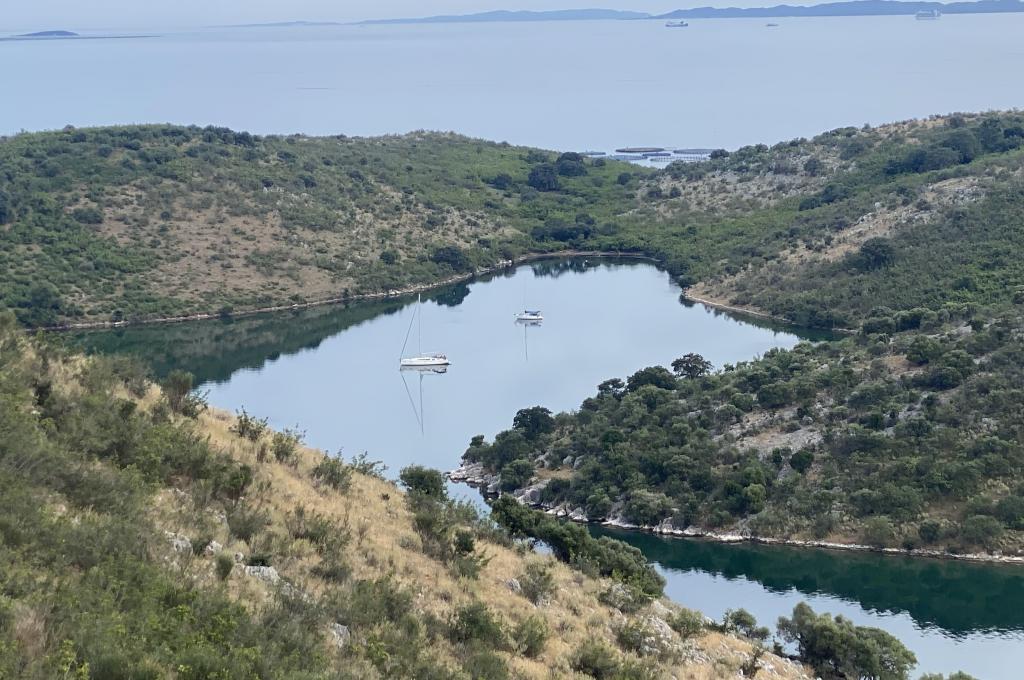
[140,406,814,679]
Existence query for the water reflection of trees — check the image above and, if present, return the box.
[592,526,1024,636]
[65,297,410,385]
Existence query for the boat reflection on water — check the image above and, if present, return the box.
[515,317,542,361]
[399,363,446,434]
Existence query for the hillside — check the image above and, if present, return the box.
[2,112,1023,330]
[0,315,831,679]
[0,125,641,326]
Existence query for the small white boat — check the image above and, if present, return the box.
[400,354,450,368]
[515,310,544,323]
[665,20,689,27]
[400,293,450,368]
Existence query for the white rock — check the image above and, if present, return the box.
[243,565,281,585]
[164,531,192,555]
[328,623,350,649]
[203,540,223,557]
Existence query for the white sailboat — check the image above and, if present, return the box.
[400,294,450,368]
[515,310,544,322]
[515,272,544,323]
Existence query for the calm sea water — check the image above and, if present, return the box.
[70,259,1024,679]
[3,15,1023,150]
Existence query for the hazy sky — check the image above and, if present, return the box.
[3,1,822,31]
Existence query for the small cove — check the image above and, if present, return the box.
[69,258,1024,678]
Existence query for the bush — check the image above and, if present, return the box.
[598,583,651,614]
[311,455,353,492]
[271,427,305,464]
[512,616,549,658]
[722,608,769,641]
[668,608,706,639]
[448,602,506,648]
[232,408,268,442]
[215,552,234,580]
[519,561,555,606]
[571,640,621,679]
[227,503,270,543]
[400,465,447,499]
[959,515,1003,550]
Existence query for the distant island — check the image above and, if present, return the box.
[358,9,651,25]
[656,0,1024,19]
[18,30,79,37]
[354,0,1024,25]
[1,29,155,42]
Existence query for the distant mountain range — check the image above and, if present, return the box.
[358,9,651,25]
[354,1,1023,25]
[657,0,1024,19]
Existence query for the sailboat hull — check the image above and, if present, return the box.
[400,356,450,368]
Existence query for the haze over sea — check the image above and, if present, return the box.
[2,14,1023,150]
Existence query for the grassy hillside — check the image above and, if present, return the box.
[0,314,829,680]
[0,125,642,326]
[3,111,1021,329]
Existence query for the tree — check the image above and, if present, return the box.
[671,353,713,379]
[622,490,672,526]
[803,157,824,176]
[555,152,587,177]
[858,238,896,270]
[789,449,814,474]
[777,602,915,680]
[500,459,535,491]
[905,336,942,365]
[616,172,632,185]
[430,245,471,272]
[512,406,554,440]
[489,173,513,190]
[400,465,447,499]
[626,366,676,392]
[379,249,399,265]
[527,164,560,191]
[960,515,1003,550]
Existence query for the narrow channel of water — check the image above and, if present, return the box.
[69,259,1024,678]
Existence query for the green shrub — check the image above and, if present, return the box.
[570,640,620,679]
[227,503,269,543]
[311,455,353,492]
[400,465,447,499]
[512,616,549,658]
[215,552,234,580]
[271,427,305,464]
[668,608,706,639]
[447,602,506,649]
[519,561,556,605]
[232,407,268,442]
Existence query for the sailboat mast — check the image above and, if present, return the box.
[417,293,422,354]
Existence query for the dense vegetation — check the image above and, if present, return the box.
[469,306,1024,555]
[4,111,1022,329]
[0,125,643,326]
[3,314,828,679]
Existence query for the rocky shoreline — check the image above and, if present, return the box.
[448,461,1024,567]
[38,250,656,332]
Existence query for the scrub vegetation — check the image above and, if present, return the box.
[0,315,816,679]
[3,111,1021,329]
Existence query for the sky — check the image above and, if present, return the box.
[3,0,825,31]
